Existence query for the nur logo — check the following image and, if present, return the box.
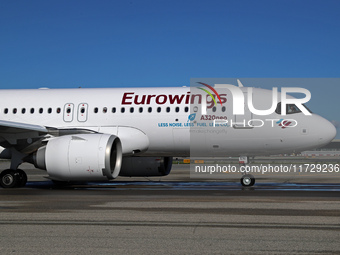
[196,82,311,116]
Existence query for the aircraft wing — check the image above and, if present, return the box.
[0,120,98,154]
[0,120,48,134]
[0,120,50,152]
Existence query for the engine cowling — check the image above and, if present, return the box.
[119,157,173,177]
[34,134,122,181]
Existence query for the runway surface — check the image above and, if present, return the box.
[0,162,340,254]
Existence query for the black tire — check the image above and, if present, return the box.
[17,169,28,187]
[0,170,19,188]
[241,174,255,187]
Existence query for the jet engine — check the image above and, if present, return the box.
[119,156,173,177]
[34,134,122,181]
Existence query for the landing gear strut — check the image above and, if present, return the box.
[0,169,27,188]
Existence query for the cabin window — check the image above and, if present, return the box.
[30,108,34,114]
[148,107,152,113]
[39,108,43,114]
[175,107,180,113]
[13,108,17,114]
[166,107,170,113]
[48,108,52,114]
[103,107,107,113]
[121,107,125,113]
[112,107,116,113]
[184,106,189,112]
[4,108,8,114]
[22,108,26,114]
[94,107,98,113]
[157,107,161,113]
[139,107,143,113]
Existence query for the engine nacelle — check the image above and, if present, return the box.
[34,134,122,181]
[119,157,173,177]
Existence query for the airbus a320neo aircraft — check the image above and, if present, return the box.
[0,81,336,188]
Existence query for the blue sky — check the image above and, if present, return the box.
[0,0,339,136]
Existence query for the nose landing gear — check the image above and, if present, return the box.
[241,174,255,186]
[239,156,255,187]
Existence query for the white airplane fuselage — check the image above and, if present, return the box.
[0,86,336,187]
[0,87,335,155]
